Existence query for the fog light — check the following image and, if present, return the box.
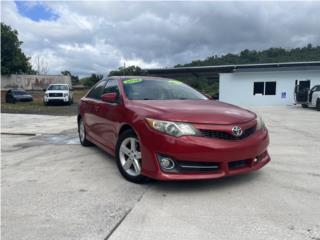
[158,155,175,170]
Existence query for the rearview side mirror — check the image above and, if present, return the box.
[101,92,118,103]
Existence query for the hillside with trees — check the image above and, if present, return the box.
[176,44,320,67]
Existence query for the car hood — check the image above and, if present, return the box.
[129,100,256,125]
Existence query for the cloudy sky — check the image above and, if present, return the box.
[2,1,320,76]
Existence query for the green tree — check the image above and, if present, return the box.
[61,70,79,85]
[108,65,147,76]
[1,23,34,75]
[80,73,104,88]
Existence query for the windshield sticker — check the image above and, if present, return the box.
[168,80,182,85]
[123,79,143,84]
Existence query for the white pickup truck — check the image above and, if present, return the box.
[295,84,320,111]
[43,84,73,105]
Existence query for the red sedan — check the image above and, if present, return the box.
[78,76,270,183]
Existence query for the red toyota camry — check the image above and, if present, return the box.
[78,76,270,183]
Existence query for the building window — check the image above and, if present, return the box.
[253,82,264,95]
[265,81,276,95]
[253,81,277,95]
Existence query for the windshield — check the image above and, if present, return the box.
[13,90,27,95]
[48,85,68,90]
[122,79,207,100]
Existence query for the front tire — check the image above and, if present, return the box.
[316,99,320,111]
[116,129,148,183]
[78,118,93,146]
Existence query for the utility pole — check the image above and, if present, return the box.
[123,61,126,76]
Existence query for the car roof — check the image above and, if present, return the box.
[10,89,26,91]
[109,76,173,81]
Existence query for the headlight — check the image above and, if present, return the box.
[63,93,69,97]
[146,118,197,137]
[44,93,48,97]
[256,115,266,130]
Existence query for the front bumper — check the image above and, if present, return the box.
[44,96,69,102]
[139,126,270,180]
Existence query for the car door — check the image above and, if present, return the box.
[311,86,320,106]
[82,80,107,141]
[6,90,12,102]
[95,79,123,151]
[68,85,73,100]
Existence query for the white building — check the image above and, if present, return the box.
[147,61,320,106]
[220,66,320,106]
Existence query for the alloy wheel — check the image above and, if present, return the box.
[119,137,142,177]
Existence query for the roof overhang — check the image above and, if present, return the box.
[145,61,320,78]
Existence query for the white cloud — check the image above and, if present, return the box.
[1,1,320,76]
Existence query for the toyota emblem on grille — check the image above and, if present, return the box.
[232,126,243,137]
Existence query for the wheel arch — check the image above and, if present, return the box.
[118,123,139,138]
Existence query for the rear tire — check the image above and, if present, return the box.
[302,104,308,108]
[116,129,148,184]
[316,99,320,111]
[78,118,93,146]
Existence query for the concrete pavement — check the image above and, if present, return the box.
[1,106,320,240]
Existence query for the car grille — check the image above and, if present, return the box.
[49,93,63,97]
[199,127,256,140]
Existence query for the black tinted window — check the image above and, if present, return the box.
[265,82,276,95]
[253,82,264,95]
[13,90,27,95]
[87,80,106,99]
[48,85,68,90]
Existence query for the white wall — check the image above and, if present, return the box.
[1,74,72,90]
[219,70,320,106]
